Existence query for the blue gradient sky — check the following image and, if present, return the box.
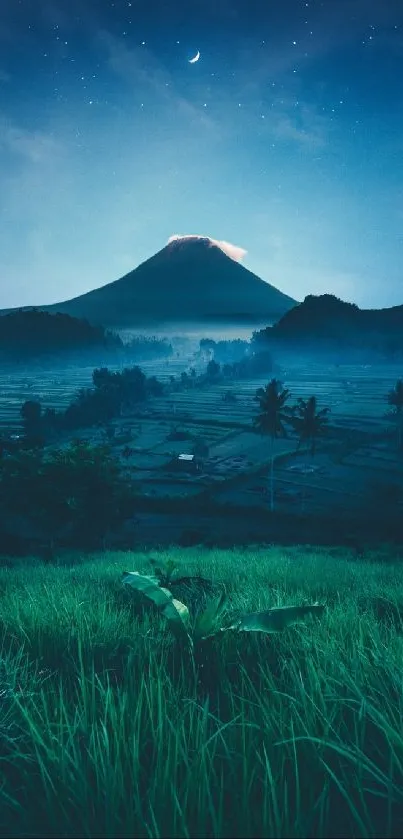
[1,0,403,310]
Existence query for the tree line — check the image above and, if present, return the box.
[19,365,164,445]
[0,309,173,363]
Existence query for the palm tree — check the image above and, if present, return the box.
[290,396,330,457]
[288,396,330,512]
[254,378,293,512]
[386,380,403,450]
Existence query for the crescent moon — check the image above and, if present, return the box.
[189,51,200,64]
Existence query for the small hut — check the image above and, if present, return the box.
[175,453,202,473]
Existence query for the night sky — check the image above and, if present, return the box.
[1,0,403,310]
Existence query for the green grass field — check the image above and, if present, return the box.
[1,546,403,838]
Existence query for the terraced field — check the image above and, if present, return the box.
[0,357,401,435]
[154,362,403,432]
[1,352,401,530]
[0,353,201,432]
[281,362,403,430]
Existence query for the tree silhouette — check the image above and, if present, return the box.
[206,359,221,379]
[92,367,113,389]
[0,309,121,361]
[287,395,330,513]
[253,378,293,512]
[289,396,330,457]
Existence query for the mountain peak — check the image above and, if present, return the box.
[1,237,297,329]
[166,235,215,252]
[165,234,247,263]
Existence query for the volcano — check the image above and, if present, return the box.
[4,237,297,328]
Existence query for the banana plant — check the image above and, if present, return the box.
[148,557,214,593]
[148,557,179,587]
[122,571,325,647]
[193,589,229,640]
[225,603,325,633]
[121,571,191,640]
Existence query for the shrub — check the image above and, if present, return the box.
[0,441,136,551]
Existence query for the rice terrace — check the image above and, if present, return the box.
[1,352,401,540]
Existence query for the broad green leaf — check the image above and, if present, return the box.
[149,557,179,584]
[122,571,190,638]
[193,590,228,640]
[165,558,179,577]
[171,598,190,621]
[228,603,325,634]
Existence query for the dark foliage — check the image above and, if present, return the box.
[206,359,221,379]
[20,365,164,440]
[0,441,136,551]
[0,308,174,365]
[219,350,273,379]
[0,309,121,362]
[252,294,403,359]
[200,338,250,363]
[123,335,173,360]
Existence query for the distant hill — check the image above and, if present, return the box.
[0,309,122,363]
[0,237,296,329]
[0,310,174,364]
[253,294,403,358]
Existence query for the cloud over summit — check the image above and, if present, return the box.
[167,234,247,262]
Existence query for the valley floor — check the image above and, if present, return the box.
[2,355,403,556]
